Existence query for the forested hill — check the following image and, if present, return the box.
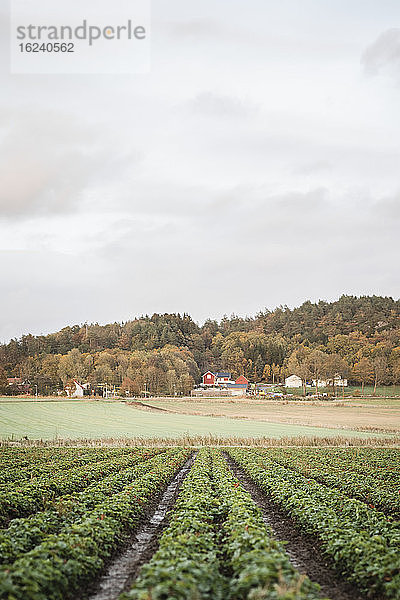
[256,295,400,340]
[1,295,400,394]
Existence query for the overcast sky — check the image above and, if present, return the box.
[0,0,399,342]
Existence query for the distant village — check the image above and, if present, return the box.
[192,371,347,398]
[6,370,348,399]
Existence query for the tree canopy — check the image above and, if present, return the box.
[1,296,399,394]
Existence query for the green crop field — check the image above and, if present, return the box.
[0,446,399,599]
[0,400,383,441]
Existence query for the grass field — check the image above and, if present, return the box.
[0,400,387,441]
[144,396,400,434]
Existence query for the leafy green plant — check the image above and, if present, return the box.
[0,449,191,600]
[228,448,400,599]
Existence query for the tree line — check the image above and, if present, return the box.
[0,295,399,395]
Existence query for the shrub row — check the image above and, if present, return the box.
[211,451,324,600]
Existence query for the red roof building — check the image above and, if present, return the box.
[202,371,234,386]
[235,376,249,386]
[202,371,216,385]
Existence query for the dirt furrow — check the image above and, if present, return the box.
[86,453,196,600]
[224,452,366,600]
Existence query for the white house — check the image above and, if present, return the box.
[285,374,303,388]
[66,380,91,398]
[65,380,84,398]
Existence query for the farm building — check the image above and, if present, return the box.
[285,374,303,388]
[226,375,249,395]
[65,380,91,398]
[202,371,235,386]
[7,377,31,394]
[200,372,249,396]
[202,371,216,385]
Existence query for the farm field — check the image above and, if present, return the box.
[0,446,399,599]
[143,397,400,433]
[0,400,386,441]
[285,385,400,397]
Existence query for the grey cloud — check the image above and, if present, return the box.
[0,109,138,219]
[206,186,329,229]
[186,92,257,118]
[273,188,329,213]
[361,29,400,79]
[372,193,400,219]
[294,161,332,175]
[164,18,224,39]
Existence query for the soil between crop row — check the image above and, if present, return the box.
[85,451,368,600]
[224,452,366,600]
[85,452,196,600]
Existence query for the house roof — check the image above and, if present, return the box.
[226,383,247,388]
[235,376,249,384]
[215,372,231,377]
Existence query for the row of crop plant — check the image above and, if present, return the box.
[0,449,171,565]
[0,447,139,485]
[121,448,324,600]
[2,447,399,600]
[0,448,191,600]
[228,448,400,600]
[0,448,166,524]
[264,447,400,517]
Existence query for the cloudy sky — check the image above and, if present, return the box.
[0,0,399,342]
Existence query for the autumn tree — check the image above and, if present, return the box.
[352,357,374,394]
[306,349,327,396]
[178,374,195,396]
[323,353,349,397]
[120,377,136,397]
[167,369,178,396]
[262,364,271,382]
[287,346,311,396]
[58,349,88,385]
[372,356,388,395]
[271,363,281,383]
[0,367,8,394]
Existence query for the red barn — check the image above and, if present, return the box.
[202,371,216,385]
[235,376,249,386]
